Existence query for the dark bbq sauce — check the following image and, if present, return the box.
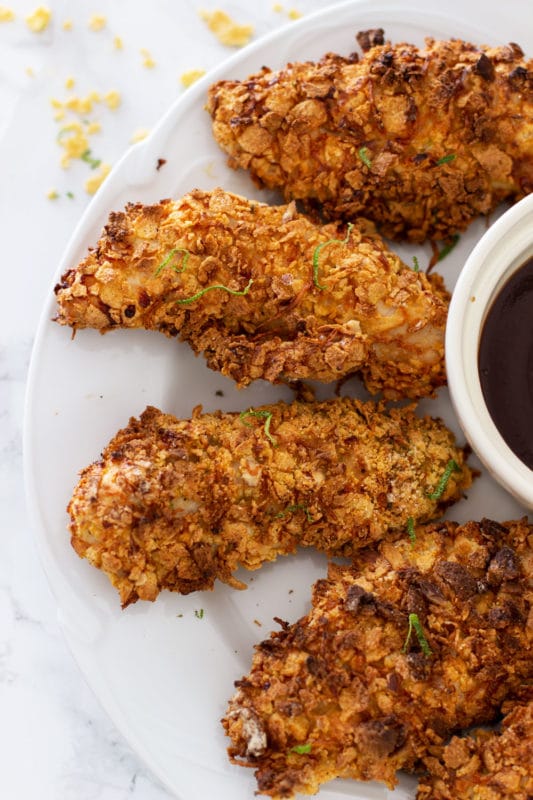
[478,256,533,470]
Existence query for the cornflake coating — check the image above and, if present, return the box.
[207,33,533,242]
[417,697,533,800]
[223,519,533,798]
[68,398,472,607]
[54,188,448,399]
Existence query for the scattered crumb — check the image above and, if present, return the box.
[86,121,101,135]
[253,619,262,627]
[104,89,121,110]
[25,66,35,77]
[57,122,90,167]
[215,389,224,397]
[88,14,106,31]
[62,18,72,31]
[130,128,149,143]
[26,5,52,33]
[140,48,156,68]
[65,76,75,90]
[180,68,206,88]
[113,35,123,50]
[84,162,111,195]
[177,613,183,618]
[46,189,59,200]
[53,110,65,121]
[156,158,166,170]
[199,9,253,48]
[203,160,217,178]
[288,8,302,19]
[0,6,14,23]
[272,3,283,11]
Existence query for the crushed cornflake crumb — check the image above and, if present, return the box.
[288,8,302,19]
[62,18,72,31]
[199,9,253,48]
[104,90,121,110]
[130,128,149,143]
[46,189,59,200]
[0,6,15,22]
[113,35,123,50]
[88,14,106,31]
[180,69,206,88]
[140,48,156,68]
[84,163,111,195]
[26,5,52,33]
[65,76,75,90]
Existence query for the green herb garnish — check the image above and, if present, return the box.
[412,256,420,272]
[240,409,276,446]
[80,149,102,170]
[155,248,190,276]
[312,223,354,290]
[402,613,432,656]
[291,743,312,754]
[66,191,75,199]
[194,608,204,619]
[406,516,416,545]
[276,504,315,523]
[427,459,461,501]
[436,153,456,166]
[358,146,372,169]
[437,234,460,262]
[177,277,253,305]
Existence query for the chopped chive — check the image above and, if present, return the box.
[177,277,253,305]
[427,459,461,501]
[412,256,420,272]
[436,153,456,166]
[155,247,190,276]
[358,146,372,169]
[437,234,460,262]
[194,608,204,619]
[276,504,315,523]
[291,743,312,754]
[402,613,432,656]
[406,516,416,545]
[81,149,102,169]
[240,409,277,446]
[312,222,354,290]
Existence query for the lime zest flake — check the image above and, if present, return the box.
[406,516,416,545]
[80,148,102,169]
[276,504,315,523]
[177,277,253,305]
[437,234,460,262]
[291,743,312,754]
[436,153,456,166]
[402,612,432,656]
[240,409,276,446]
[412,256,420,272]
[312,222,354,290]
[358,146,372,169]
[154,248,190,276]
[427,459,461,501]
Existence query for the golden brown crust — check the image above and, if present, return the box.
[417,697,533,800]
[54,188,448,399]
[207,36,533,242]
[223,519,533,798]
[68,398,472,606]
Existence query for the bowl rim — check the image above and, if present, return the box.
[446,193,533,509]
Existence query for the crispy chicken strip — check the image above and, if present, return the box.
[223,519,533,798]
[207,33,533,242]
[68,398,472,606]
[417,696,533,800]
[54,188,448,399]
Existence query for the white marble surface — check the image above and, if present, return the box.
[1,2,329,797]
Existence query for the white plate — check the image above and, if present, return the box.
[24,1,530,798]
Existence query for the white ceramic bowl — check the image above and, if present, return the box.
[446,193,533,509]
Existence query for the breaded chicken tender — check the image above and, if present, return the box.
[54,188,448,399]
[207,33,533,242]
[417,696,533,800]
[223,519,533,798]
[68,398,472,606]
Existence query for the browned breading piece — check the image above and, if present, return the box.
[223,519,533,798]
[68,398,472,607]
[417,696,533,800]
[207,33,533,242]
[54,188,448,399]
